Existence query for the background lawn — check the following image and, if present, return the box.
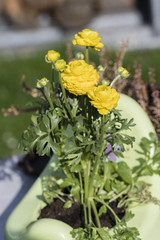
[0,44,160,159]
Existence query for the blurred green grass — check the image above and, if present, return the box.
[0,45,160,159]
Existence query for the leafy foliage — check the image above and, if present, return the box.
[133,132,160,178]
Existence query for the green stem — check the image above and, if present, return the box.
[95,197,121,224]
[88,116,105,197]
[79,172,84,204]
[86,46,89,64]
[83,203,88,227]
[88,199,92,225]
[79,171,88,227]
[59,72,73,119]
[51,64,55,97]
[98,162,110,195]
[109,185,131,204]
[110,74,121,87]
[82,156,90,202]
[91,200,101,228]
[43,87,54,110]
[87,99,92,124]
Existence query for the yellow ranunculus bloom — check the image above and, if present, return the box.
[46,50,60,62]
[88,85,120,115]
[36,77,49,88]
[55,59,66,72]
[118,67,129,78]
[72,29,104,51]
[61,60,99,96]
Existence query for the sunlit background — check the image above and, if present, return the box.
[0,0,160,158]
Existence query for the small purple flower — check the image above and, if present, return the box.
[106,134,112,140]
[105,144,112,154]
[108,152,117,162]
[117,145,122,153]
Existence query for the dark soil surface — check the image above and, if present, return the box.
[39,198,125,229]
[17,152,50,177]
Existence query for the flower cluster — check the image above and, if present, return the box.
[39,29,129,116]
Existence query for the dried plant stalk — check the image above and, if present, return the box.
[1,105,39,116]
[66,43,72,62]
[21,75,42,98]
[113,40,128,77]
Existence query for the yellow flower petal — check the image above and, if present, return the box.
[46,50,60,62]
[72,29,103,50]
[88,85,120,115]
[61,60,99,95]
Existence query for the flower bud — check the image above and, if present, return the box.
[98,65,106,72]
[75,52,84,60]
[118,67,129,78]
[36,77,49,88]
[102,80,110,86]
[55,59,67,72]
[46,50,60,62]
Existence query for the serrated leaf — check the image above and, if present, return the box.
[49,111,60,130]
[97,228,111,240]
[43,114,50,129]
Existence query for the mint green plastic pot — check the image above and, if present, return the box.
[5,94,160,240]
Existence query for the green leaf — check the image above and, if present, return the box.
[31,114,38,125]
[63,200,72,209]
[71,183,80,201]
[70,165,82,173]
[93,174,102,188]
[60,177,75,188]
[42,114,50,129]
[116,161,132,184]
[66,124,74,138]
[98,205,107,217]
[153,152,160,162]
[122,211,135,222]
[97,228,111,240]
[49,110,60,130]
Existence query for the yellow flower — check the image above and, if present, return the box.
[61,60,99,96]
[72,29,104,51]
[88,85,120,115]
[118,67,129,78]
[55,59,66,71]
[36,77,49,88]
[46,50,60,62]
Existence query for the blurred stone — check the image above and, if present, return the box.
[4,0,38,28]
[151,0,160,35]
[38,13,52,28]
[24,0,65,11]
[53,0,94,29]
[95,0,136,13]
[0,0,4,13]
